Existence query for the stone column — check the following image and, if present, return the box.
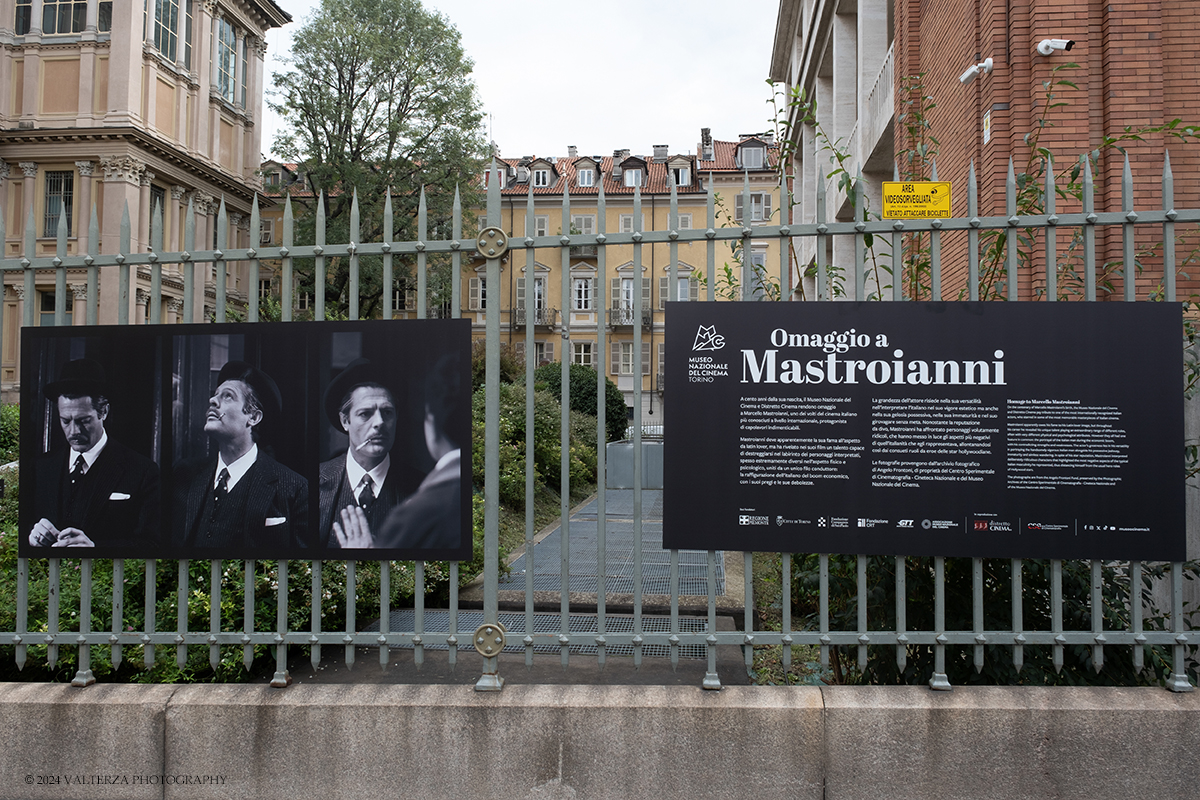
[74,161,95,254]
[138,170,155,252]
[18,162,37,243]
[70,283,87,325]
[98,155,145,323]
[0,162,9,252]
[227,211,243,295]
[170,185,187,274]
[135,288,149,324]
[167,297,182,324]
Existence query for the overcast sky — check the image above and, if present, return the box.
[262,0,781,162]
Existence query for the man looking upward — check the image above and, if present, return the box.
[173,361,307,554]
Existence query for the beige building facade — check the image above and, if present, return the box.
[0,0,289,395]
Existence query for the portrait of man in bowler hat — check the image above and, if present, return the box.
[172,360,308,554]
[319,357,423,549]
[28,358,160,551]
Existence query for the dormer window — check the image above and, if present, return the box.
[483,168,507,189]
[624,169,642,188]
[533,169,550,187]
[740,146,764,170]
[672,167,689,187]
[577,169,594,187]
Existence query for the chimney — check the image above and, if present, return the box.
[700,128,713,161]
[762,130,775,145]
[653,144,668,161]
[568,145,578,158]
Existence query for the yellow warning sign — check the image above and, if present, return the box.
[882,182,952,219]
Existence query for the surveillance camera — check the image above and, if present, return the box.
[959,58,993,85]
[1037,38,1075,56]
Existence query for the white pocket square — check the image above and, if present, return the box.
[108,492,131,500]
[265,517,287,527]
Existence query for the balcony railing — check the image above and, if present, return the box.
[513,307,559,327]
[569,244,598,257]
[609,304,653,328]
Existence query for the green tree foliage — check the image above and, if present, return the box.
[533,362,627,443]
[270,0,486,318]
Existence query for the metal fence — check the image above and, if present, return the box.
[2,152,1198,693]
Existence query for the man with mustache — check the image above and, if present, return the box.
[318,358,422,549]
[173,360,307,554]
[28,358,160,552]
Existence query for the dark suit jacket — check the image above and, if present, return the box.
[32,439,160,553]
[376,453,463,551]
[316,455,423,549]
[172,452,308,556]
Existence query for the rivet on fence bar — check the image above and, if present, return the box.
[150,199,163,322]
[110,559,123,669]
[1051,559,1064,673]
[70,558,95,686]
[54,198,67,327]
[414,561,425,668]
[967,162,979,301]
[930,160,942,300]
[973,557,984,673]
[1131,560,1144,673]
[247,199,260,323]
[271,561,290,687]
[281,195,294,322]
[315,191,327,321]
[1044,159,1057,302]
[1090,560,1104,672]
[378,559,390,669]
[853,168,865,301]
[243,560,255,672]
[782,554,793,673]
[144,559,156,669]
[417,187,427,320]
[815,177,827,301]
[381,189,393,320]
[448,561,459,668]
[345,560,356,670]
[819,554,830,670]
[215,198,228,322]
[209,560,221,671]
[176,560,188,670]
[1168,561,1194,692]
[311,560,322,670]
[1011,558,1024,672]
[857,555,867,671]
[1122,154,1135,303]
[1163,152,1176,302]
[929,556,950,690]
[183,195,195,323]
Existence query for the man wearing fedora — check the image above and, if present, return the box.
[172,360,308,554]
[28,358,160,552]
[318,357,422,549]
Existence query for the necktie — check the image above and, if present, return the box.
[212,468,230,517]
[357,475,375,511]
[70,454,86,483]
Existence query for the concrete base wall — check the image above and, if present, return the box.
[1,683,1197,800]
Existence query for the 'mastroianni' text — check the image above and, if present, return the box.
[741,349,1006,386]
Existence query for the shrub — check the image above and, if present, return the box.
[533,361,627,442]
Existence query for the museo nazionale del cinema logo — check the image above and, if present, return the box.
[689,325,729,383]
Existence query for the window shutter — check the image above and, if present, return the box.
[516,277,526,309]
[611,278,621,308]
[469,278,480,311]
[611,340,620,375]
[658,343,665,375]
[763,194,772,222]
[689,278,699,302]
[642,278,651,307]
[405,289,416,311]
[734,194,744,222]
[515,341,525,364]
[659,277,669,309]
[642,342,651,375]
[545,341,554,363]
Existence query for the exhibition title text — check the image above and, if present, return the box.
[741,328,1006,386]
